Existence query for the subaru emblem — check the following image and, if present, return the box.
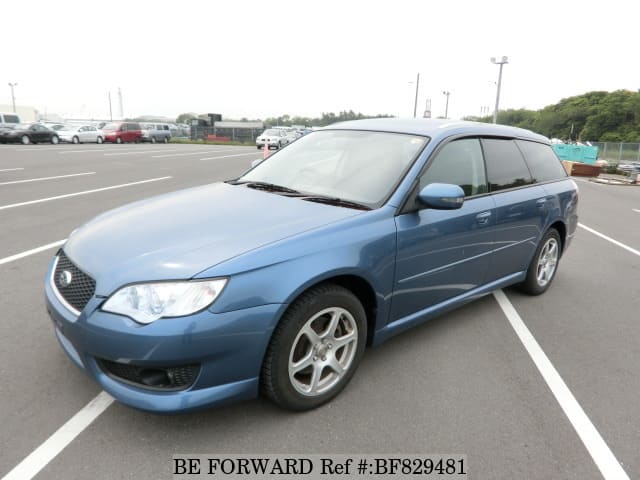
[59,270,73,288]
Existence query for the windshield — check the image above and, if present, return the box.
[239,130,428,207]
[262,129,281,136]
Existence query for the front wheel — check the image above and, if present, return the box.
[519,228,561,295]
[21,135,29,145]
[51,135,59,144]
[72,136,79,144]
[261,284,366,411]
[163,136,169,143]
[151,136,157,144]
[116,136,123,144]
[96,136,103,144]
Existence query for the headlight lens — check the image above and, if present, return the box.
[102,279,227,324]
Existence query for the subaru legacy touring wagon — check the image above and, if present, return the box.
[45,119,578,412]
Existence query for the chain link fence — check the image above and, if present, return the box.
[592,142,640,163]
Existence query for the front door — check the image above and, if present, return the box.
[390,137,494,323]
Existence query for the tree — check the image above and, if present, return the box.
[176,112,197,125]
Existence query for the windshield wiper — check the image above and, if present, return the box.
[230,181,301,195]
[301,196,372,211]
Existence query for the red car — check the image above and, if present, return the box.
[102,122,143,143]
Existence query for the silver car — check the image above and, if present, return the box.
[58,125,104,144]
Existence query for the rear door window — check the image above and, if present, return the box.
[482,138,533,192]
[515,140,567,182]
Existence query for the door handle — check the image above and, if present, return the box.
[536,198,547,209]
[476,211,492,225]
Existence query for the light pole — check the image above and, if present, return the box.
[490,56,508,124]
[442,91,451,118]
[412,73,420,118]
[8,83,17,113]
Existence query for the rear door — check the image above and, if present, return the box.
[482,138,548,281]
[391,137,495,321]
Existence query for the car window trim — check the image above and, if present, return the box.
[396,134,492,215]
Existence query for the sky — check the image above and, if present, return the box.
[3,0,639,122]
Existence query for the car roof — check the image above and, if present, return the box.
[324,118,549,144]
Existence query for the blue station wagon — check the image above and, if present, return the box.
[45,119,578,412]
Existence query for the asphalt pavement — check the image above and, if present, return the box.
[0,143,638,479]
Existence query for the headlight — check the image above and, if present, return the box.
[102,279,227,324]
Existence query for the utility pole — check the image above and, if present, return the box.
[413,73,420,118]
[491,56,508,124]
[8,83,17,113]
[108,92,113,121]
[442,91,450,119]
[118,87,123,119]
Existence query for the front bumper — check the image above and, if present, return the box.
[45,261,283,413]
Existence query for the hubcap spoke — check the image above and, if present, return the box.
[291,351,314,374]
[333,330,356,350]
[327,355,344,375]
[301,324,321,345]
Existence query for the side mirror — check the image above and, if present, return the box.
[417,183,465,210]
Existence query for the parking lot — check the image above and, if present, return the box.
[0,143,638,479]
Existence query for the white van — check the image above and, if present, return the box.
[0,112,21,129]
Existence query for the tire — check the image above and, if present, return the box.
[163,136,169,143]
[116,136,123,144]
[261,283,366,411]
[151,136,157,144]
[72,136,79,144]
[21,135,29,145]
[518,228,561,295]
[51,135,59,144]
[257,145,262,150]
[96,136,103,144]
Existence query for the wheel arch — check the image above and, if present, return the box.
[279,273,380,347]
[549,220,566,256]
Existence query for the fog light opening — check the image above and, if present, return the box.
[139,369,171,387]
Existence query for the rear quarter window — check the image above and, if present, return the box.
[516,140,567,182]
[482,138,533,192]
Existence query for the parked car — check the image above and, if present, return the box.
[0,123,59,144]
[617,161,640,173]
[0,112,21,130]
[101,122,143,143]
[141,123,172,143]
[58,125,105,144]
[256,128,289,149]
[45,119,578,413]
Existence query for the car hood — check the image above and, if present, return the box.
[63,182,361,295]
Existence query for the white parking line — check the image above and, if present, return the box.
[493,290,629,480]
[0,240,66,266]
[0,176,171,211]
[578,223,640,257]
[152,149,238,158]
[0,168,25,172]
[1,392,114,480]
[103,149,183,156]
[59,148,119,154]
[12,147,67,151]
[0,172,95,186]
[199,152,259,161]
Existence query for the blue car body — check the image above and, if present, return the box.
[45,119,578,412]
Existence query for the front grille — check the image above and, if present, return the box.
[98,359,199,391]
[53,251,96,313]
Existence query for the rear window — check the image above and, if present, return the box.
[482,138,533,192]
[516,140,567,182]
